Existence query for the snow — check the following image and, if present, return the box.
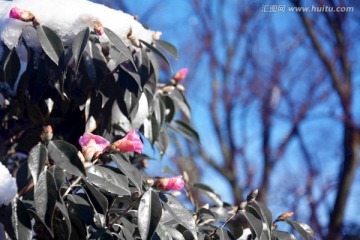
[0,162,17,206]
[0,0,159,58]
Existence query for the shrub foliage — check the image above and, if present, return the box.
[0,18,315,240]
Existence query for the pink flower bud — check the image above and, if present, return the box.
[40,125,53,142]
[110,129,143,154]
[94,21,104,36]
[79,133,110,162]
[173,68,188,82]
[155,175,185,191]
[9,7,35,22]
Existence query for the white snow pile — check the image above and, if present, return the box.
[0,162,17,206]
[0,0,160,55]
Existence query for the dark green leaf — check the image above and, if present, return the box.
[166,227,185,240]
[175,120,200,143]
[56,202,72,240]
[111,154,142,191]
[254,201,273,235]
[28,143,47,185]
[82,41,107,88]
[36,25,64,65]
[104,27,136,69]
[163,194,197,239]
[156,126,170,156]
[15,162,32,195]
[217,228,234,240]
[154,39,178,60]
[3,48,20,89]
[48,140,86,177]
[85,165,130,196]
[72,27,90,73]
[166,88,190,120]
[242,212,263,239]
[67,194,94,225]
[34,170,58,235]
[139,40,172,71]
[226,220,243,239]
[48,165,66,191]
[271,230,297,240]
[161,96,177,123]
[193,183,222,207]
[138,189,162,240]
[83,180,108,214]
[12,199,32,240]
[155,223,173,240]
[284,220,316,240]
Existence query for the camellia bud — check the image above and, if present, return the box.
[276,211,294,221]
[40,125,53,142]
[9,7,35,22]
[173,68,188,82]
[162,85,175,94]
[247,189,258,203]
[154,175,185,191]
[79,133,110,162]
[109,129,143,154]
[93,20,104,36]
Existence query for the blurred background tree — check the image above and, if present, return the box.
[101,0,359,239]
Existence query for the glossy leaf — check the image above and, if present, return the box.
[34,170,58,235]
[36,25,64,65]
[138,189,162,240]
[154,39,178,60]
[48,140,86,177]
[12,199,32,240]
[174,120,200,143]
[27,143,47,185]
[72,27,90,72]
[83,180,108,214]
[193,183,223,207]
[48,165,66,191]
[284,220,316,240]
[67,194,94,225]
[226,220,243,239]
[3,48,20,89]
[139,40,172,71]
[163,194,198,240]
[111,154,142,191]
[271,230,297,240]
[85,165,131,196]
[155,223,173,240]
[104,27,136,69]
[82,41,107,88]
[56,202,72,240]
[167,88,190,120]
[242,212,263,239]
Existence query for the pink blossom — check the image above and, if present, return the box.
[173,68,188,82]
[79,133,110,161]
[111,129,143,154]
[9,7,35,22]
[155,175,185,191]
